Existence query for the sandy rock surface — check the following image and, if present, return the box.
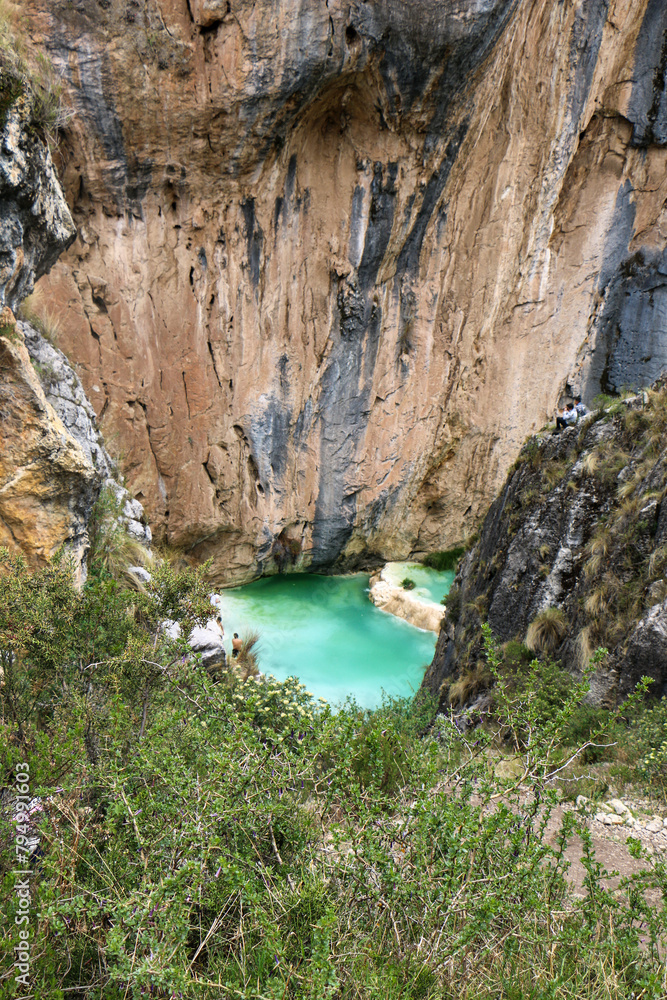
[369,566,445,633]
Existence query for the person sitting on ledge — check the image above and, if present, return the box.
[232,633,242,658]
[555,401,577,432]
[574,395,588,418]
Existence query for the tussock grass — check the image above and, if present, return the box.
[648,545,667,580]
[648,578,667,604]
[580,449,600,476]
[448,659,490,706]
[526,606,568,654]
[88,484,152,588]
[584,527,612,579]
[18,288,63,345]
[236,629,260,680]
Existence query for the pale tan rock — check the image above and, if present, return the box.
[368,567,445,633]
[0,334,96,576]
[18,0,667,582]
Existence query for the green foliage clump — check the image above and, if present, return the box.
[1,565,666,998]
[630,697,667,788]
[443,582,461,620]
[424,546,465,572]
[401,576,415,590]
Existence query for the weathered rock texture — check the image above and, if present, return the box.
[369,565,445,633]
[422,387,667,709]
[0,327,96,572]
[20,0,667,581]
[0,101,75,312]
[21,319,153,545]
[0,95,99,572]
[22,319,115,479]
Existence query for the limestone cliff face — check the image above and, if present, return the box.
[22,0,667,581]
[0,100,75,312]
[0,97,98,572]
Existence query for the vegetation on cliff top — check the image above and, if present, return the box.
[0,0,71,142]
[1,551,667,998]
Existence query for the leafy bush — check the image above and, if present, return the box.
[401,576,415,590]
[630,697,667,788]
[0,564,666,998]
[231,673,322,744]
[424,546,465,571]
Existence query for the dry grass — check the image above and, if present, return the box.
[648,545,667,581]
[648,579,667,604]
[584,583,610,617]
[18,288,63,346]
[580,449,600,477]
[236,630,260,680]
[526,607,568,655]
[448,660,490,707]
[617,473,639,500]
[583,527,612,579]
[575,624,597,668]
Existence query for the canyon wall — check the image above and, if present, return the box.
[19,0,667,581]
[0,95,98,572]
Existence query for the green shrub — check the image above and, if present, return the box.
[0,563,666,998]
[424,546,465,572]
[629,697,667,787]
[401,576,416,590]
[444,583,461,621]
[501,639,533,669]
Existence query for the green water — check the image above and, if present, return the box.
[383,562,455,605]
[216,572,450,709]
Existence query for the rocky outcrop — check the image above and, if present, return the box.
[369,565,445,633]
[0,91,99,573]
[22,320,153,546]
[422,387,667,709]
[0,327,96,573]
[22,319,114,479]
[18,0,667,582]
[0,101,75,311]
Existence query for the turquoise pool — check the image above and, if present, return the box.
[215,571,450,709]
